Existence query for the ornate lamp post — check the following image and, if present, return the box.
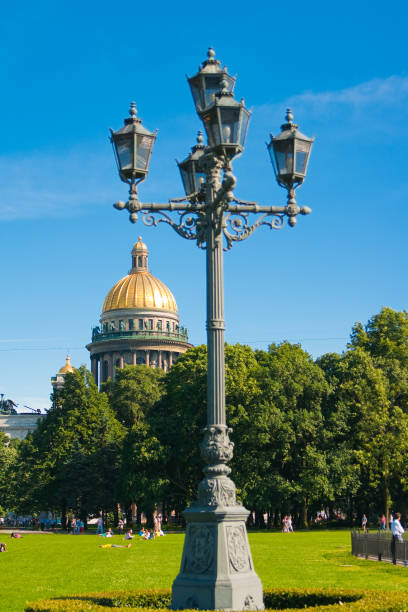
[110,48,314,611]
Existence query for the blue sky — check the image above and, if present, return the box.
[1,0,407,412]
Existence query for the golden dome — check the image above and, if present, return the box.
[102,239,178,313]
[58,355,75,374]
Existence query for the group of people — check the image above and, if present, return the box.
[361,512,404,533]
[69,517,85,534]
[139,526,165,539]
[361,511,406,565]
[282,515,294,533]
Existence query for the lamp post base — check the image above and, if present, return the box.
[171,505,264,610]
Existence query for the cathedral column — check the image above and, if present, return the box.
[169,352,173,368]
[108,354,114,379]
[158,351,162,369]
[91,356,99,386]
[132,352,137,366]
[119,355,124,369]
[145,350,150,367]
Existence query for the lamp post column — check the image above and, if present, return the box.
[206,177,225,427]
[171,160,264,611]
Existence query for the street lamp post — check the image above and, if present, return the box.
[110,48,314,611]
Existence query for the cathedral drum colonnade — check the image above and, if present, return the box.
[86,237,192,385]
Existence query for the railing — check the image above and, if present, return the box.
[351,530,408,564]
[91,328,189,343]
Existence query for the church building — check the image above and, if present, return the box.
[86,237,192,386]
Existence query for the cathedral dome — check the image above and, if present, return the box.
[102,237,178,314]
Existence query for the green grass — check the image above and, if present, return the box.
[0,530,407,611]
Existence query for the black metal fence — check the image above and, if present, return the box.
[351,530,408,564]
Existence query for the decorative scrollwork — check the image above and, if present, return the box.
[223,211,285,251]
[141,210,201,242]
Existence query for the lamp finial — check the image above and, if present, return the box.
[207,47,215,60]
[129,102,138,119]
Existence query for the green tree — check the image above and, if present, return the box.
[12,367,125,525]
[255,343,331,527]
[103,365,165,428]
[152,346,208,515]
[319,347,408,522]
[349,307,408,366]
[0,432,19,511]
[154,343,330,528]
[348,308,408,518]
[103,365,166,524]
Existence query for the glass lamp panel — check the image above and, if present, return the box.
[274,140,294,175]
[135,134,153,171]
[294,139,312,175]
[239,110,250,147]
[180,166,193,195]
[203,113,221,147]
[116,140,132,170]
[267,143,278,177]
[190,81,204,112]
[219,108,239,144]
[204,76,222,107]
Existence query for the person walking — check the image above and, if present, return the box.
[391,512,405,564]
[380,514,386,530]
[362,514,368,532]
[96,515,104,535]
[287,515,294,532]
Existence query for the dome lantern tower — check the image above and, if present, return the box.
[131,236,149,271]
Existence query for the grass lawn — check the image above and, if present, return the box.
[1,530,408,611]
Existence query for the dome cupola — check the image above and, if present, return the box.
[58,355,75,374]
[102,238,177,313]
[131,236,149,271]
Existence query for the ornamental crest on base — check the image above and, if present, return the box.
[197,476,236,507]
[227,525,251,572]
[184,525,214,574]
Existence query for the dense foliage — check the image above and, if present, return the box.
[3,307,408,527]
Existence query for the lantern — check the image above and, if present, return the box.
[267,109,314,189]
[200,79,251,160]
[177,131,206,200]
[110,102,157,185]
[188,48,236,114]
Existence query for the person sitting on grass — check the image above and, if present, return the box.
[125,529,134,540]
[0,542,6,552]
[139,527,146,537]
[10,532,22,538]
[99,543,131,549]
[99,527,113,538]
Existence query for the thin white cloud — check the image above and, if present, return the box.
[251,74,408,145]
[289,75,408,110]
